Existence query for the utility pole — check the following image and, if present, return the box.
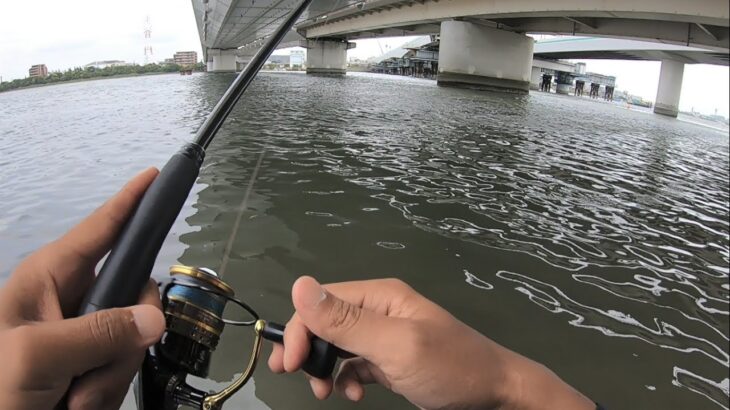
[144,15,153,64]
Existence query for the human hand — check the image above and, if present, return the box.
[0,168,166,410]
[268,277,595,410]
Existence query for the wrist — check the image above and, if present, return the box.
[498,352,595,410]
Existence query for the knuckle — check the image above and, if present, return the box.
[88,310,124,347]
[382,278,412,293]
[327,299,361,331]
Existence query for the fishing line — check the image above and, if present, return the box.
[219,148,267,277]
[75,2,340,407]
[218,0,345,277]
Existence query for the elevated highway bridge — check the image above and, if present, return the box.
[192,0,729,117]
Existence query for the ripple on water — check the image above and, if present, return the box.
[1,72,728,410]
[376,242,406,250]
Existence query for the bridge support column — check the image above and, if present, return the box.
[304,39,354,75]
[654,60,684,117]
[208,49,237,73]
[529,67,543,90]
[437,21,533,93]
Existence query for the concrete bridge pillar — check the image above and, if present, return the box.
[208,49,237,73]
[303,39,354,75]
[654,60,684,117]
[437,21,534,93]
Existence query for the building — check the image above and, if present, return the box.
[84,60,130,69]
[28,64,48,78]
[173,51,198,66]
[371,37,440,78]
[267,55,290,65]
[290,50,305,68]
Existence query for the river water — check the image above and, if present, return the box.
[0,72,728,409]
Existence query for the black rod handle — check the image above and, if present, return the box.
[261,321,338,379]
[78,143,205,315]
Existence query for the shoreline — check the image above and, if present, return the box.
[0,71,187,95]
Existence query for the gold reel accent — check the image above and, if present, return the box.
[201,320,267,410]
[170,264,235,297]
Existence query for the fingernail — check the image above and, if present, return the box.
[309,377,318,393]
[131,305,164,344]
[301,278,327,309]
[345,385,359,401]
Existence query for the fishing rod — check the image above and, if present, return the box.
[75,0,338,408]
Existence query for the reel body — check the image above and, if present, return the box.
[135,265,337,410]
[136,266,262,410]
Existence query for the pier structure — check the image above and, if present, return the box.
[192,0,729,116]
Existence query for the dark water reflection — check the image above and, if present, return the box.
[1,72,728,409]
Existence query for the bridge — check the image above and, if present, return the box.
[191,0,730,117]
[534,37,729,66]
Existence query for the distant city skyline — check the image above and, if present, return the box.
[1,1,727,117]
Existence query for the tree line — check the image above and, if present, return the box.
[0,62,207,93]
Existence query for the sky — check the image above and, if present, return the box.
[0,1,727,117]
[0,0,202,79]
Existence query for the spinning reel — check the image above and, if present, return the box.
[135,265,337,410]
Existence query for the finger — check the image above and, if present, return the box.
[268,343,285,374]
[39,168,158,303]
[12,304,164,378]
[138,279,162,310]
[334,357,390,401]
[283,315,312,373]
[334,359,370,402]
[291,276,400,361]
[67,349,145,410]
[66,280,163,408]
[307,374,333,400]
[278,313,354,376]
[321,278,417,317]
[55,167,159,264]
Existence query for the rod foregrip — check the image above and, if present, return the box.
[78,143,205,315]
[261,322,338,379]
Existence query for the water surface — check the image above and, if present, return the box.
[1,72,728,409]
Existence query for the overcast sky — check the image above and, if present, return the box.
[1,1,727,117]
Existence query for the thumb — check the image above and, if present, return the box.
[292,276,398,360]
[20,305,164,377]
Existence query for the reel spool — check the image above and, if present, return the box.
[136,265,337,410]
[161,265,254,378]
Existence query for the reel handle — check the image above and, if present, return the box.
[261,321,338,379]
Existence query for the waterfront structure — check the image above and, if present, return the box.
[84,60,130,69]
[372,39,616,95]
[290,50,305,68]
[371,37,440,78]
[267,55,290,65]
[28,64,48,78]
[173,51,198,67]
[264,55,293,70]
[192,0,728,116]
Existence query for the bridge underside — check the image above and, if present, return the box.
[296,0,730,52]
[193,0,360,63]
[534,49,729,66]
[193,0,728,116]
